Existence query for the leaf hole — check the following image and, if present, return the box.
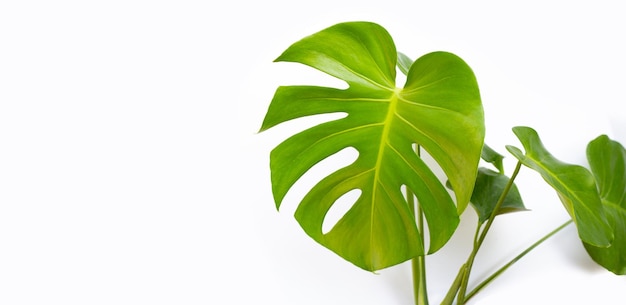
[275,63,349,90]
[322,189,362,235]
[400,184,432,251]
[262,112,348,145]
[279,147,359,217]
[412,143,447,182]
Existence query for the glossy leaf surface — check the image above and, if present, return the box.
[584,135,626,274]
[506,126,613,247]
[260,22,485,271]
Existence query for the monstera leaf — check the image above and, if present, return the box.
[446,145,526,223]
[481,144,505,174]
[260,22,485,271]
[584,135,626,275]
[469,167,527,223]
[506,126,613,247]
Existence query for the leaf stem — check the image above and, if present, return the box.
[440,263,466,305]
[456,161,523,304]
[463,219,573,302]
[416,206,429,305]
[407,183,429,305]
[408,145,429,305]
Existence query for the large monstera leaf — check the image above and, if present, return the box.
[260,22,485,271]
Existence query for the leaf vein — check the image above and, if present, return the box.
[401,76,456,94]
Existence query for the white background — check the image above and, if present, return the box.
[1,1,625,304]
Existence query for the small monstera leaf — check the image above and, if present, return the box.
[470,167,527,224]
[506,126,613,247]
[260,22,485,271]
[481,144,505,174]
[446,145,527,223]
[584,135,626,275]
[397,52,414,75]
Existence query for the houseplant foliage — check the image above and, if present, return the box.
[259,21,485,271]
[506,126,613,248]
[583,135,626,275]
[260,21,626,304]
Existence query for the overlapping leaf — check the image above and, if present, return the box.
[584,135,626,274]
[481,144,505,174]
[506,126,613,247]
[397,52,413,75]
[446,145,526,223]
[470,167,527,223]
[260,22,485,271]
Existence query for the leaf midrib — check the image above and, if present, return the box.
[526,153,606,226]
[369,89,401,262]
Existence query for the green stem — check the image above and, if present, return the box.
[463,219,573,303]
[407,183,429,305]
[415,206,429,305]
[440,263,466,305]
[477,161,523,247]
[456,161,523,304]
[455,220,483,304]
[408,145,428,305]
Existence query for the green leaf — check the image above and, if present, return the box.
[397,52,413,76]
[584,135,626,274]
[260,21,485,271]
[481,144,505,174]
[470,167,528,223]
[506,126,613,247]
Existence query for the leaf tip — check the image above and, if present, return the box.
[505,145,523,158]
